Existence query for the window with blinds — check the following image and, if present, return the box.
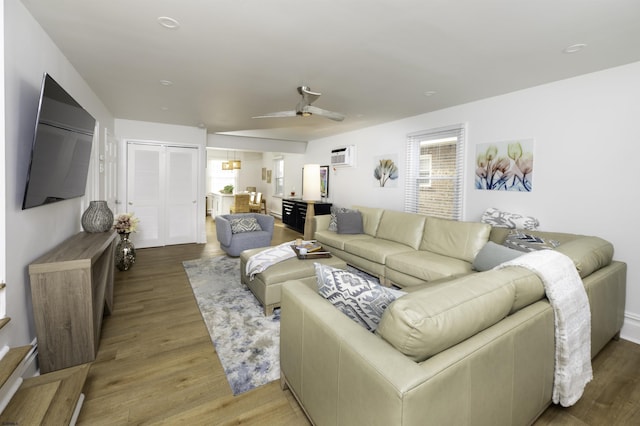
[404,124,465,220]
[274,157,284,196]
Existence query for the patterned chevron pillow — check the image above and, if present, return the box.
[315,263,405,331]
[230,217,262,234]
[504,230,560,252]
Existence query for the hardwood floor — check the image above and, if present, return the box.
[78,216,640,425]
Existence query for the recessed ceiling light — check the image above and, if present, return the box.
[157,16,180,29]
[159,80,173,86]
[563,43,587,54]
[423,91,437,97]
[160,106,169,111]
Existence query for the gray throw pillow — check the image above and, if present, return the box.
[328,207,355,231]
[336,211,363,234]
[472,241,523,271]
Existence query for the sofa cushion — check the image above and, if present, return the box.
[555,236,614,278]
[328,206,357,231]
[375,210,427,250]
[472,241,523,271]
[229,216,262,233]
[352,205,385,236]
[344,238,415,264]
[315,263,405,331]
[386,250,474,282]
[315,231,374,250]
[481,207,540,230]
[376,271,516,362]
[420,217,491,262]
[336,211,364,234]
[504,230,560,252]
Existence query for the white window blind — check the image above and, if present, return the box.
[405,124,465,220]
[274,157,284,196]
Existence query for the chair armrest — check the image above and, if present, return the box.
[215,215,233,246]
[255,214,275,234]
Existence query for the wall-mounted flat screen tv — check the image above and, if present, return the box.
[22,73,96,209]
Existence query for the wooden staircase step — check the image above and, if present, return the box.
[0,345,31,388]
[0,363,90,425]
[0,317,10,331]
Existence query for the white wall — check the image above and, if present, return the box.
[3,0,115,346]
[307,61,640,343]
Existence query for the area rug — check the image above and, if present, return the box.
[183,255,280,395]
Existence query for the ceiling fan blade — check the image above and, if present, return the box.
[298,86,321,105]
[252,110,297,119]
[304,105,346,122]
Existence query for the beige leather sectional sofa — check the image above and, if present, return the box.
[279,206,627,425]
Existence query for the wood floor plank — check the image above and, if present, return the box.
[77,216,640,425]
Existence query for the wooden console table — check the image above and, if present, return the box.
[29,231,117,373]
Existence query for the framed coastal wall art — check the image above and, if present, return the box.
[475,139,534,192]
[373,155,399,188]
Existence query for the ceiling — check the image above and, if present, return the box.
[21,0,640,142]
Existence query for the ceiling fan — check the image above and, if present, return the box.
[253,86,345,122]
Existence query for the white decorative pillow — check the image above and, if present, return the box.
[230,217,262,234]
[481,207,539,230]
[503,230,560,252]
[315,263,405,332]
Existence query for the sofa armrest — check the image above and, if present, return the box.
[314,214,331,233]
[214,215,232,246]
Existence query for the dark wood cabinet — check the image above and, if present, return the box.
[282,199,332,233]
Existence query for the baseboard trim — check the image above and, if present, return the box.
[621,312,640,344]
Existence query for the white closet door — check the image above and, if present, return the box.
[127,143,164,248]
[165,146,198,245]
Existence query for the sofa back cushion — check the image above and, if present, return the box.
[555,236,614,278]
[375,210,427,250]
[376,270,516,362]
[352,206,385,236]
[420,217,491,262]
[489,228,613,278]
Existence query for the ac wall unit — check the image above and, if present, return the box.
[330,145,355,167]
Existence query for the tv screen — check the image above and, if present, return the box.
[22,73,96,209]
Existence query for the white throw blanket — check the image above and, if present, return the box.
[496,250,592,407]
[245,241,297,280]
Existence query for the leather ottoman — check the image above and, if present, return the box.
[240,246,347,315]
